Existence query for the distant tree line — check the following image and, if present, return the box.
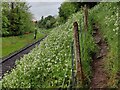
[38,15,56,29]
[2,2,34,37]
[37,2,98,29]
[2,1,98,35]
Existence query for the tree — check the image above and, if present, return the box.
[75,2,98,9]
[58,2,98,24]
[58,2,78,22]
[38,15,56,29]
[2,2,34,36]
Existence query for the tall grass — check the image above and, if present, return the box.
[90,2,119,87]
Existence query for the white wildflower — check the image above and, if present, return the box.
[113,29,115,32]
[116,27,119,31]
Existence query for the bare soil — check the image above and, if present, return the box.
[90,23,109,89]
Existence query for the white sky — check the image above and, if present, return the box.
[26,0,65,2]
[3,0,119,2]
[28,2,63,20]
[3,0,119,20]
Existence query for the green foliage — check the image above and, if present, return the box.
[38,15,56,29]
[58,2,78,22]
[2,2,10,36]
[2,2,34,37]
[90,2,119,88]
[75,2,98,9]
[2,15,10,36]
[2,8,96,88]
[58,2,98,25]
[2,2,118,88]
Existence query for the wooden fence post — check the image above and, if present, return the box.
[73,22,84,86]
[84,5,88,32]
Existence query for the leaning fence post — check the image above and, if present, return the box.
[84,5,88,32]
[73,22,84,86]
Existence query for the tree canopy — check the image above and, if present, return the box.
[58,2,97,23]
[2,2,34,37]
[38,15,56,29]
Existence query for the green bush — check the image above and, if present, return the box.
[2,2,34,36]
[59,2,78,22]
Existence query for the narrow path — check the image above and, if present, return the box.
[90,23,108,88]
[0,36,46,79]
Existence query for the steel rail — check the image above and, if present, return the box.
[0,35,47,79]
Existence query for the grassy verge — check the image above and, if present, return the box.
[1,29,50,58]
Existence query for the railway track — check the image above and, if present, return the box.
[0,36,47,79]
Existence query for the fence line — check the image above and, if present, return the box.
[70,5,88,88]
[73,22,84,86]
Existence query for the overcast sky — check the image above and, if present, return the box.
[27,2,63,20]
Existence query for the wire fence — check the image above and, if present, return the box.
[68,5,88,88]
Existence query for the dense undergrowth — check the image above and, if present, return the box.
[2,2,119,88]
[2,8,96,88]
[90,2,119,88]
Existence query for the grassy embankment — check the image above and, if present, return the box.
[2,2,119,88]
[2,9,96,88]
[90,2,119,87]
[1,29,50,58]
